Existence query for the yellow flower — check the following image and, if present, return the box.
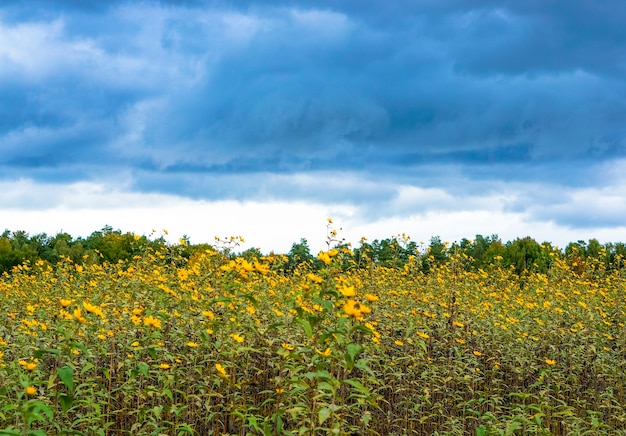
[254,261,270,274]
[342,300,370,321]
[131,341,140,347]
[59,299,72,308]
[83,301,105,318]
[25,386,37,396]
[473,350,482,357]
[19,359,38,371]
[364,293,379,302]
[143,315,162,329]
[318,252,332,265]
[417,331,430,340]
[215,363,227,377]
[159,363,171,369]
[73,308,87,324]
[307,273,323,283]
[545,359,556,365]
[315,348,332,356]
[281,343,294,351]
[275,388,284,394]
[186,342,199,348]
[394,340,404,346]
[339,285,356,298]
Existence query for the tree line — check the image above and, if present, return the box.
[1,226,625,275]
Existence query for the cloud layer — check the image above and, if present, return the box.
[1,0,625,246]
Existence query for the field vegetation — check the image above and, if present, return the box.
[1,222,626,435]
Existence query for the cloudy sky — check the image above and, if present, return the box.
[1,0,626,253]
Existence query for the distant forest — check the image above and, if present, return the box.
[1,225,625,275]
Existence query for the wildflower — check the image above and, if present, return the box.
[276,388,284,394]
[281,343,294,351]
[545,359,556,365]
[25,386,37,396]
[315,348,332,356]
[364,293,379,302]
[159,363,171,370]
[131,341,140,347]
[339,285,356,298]
[186,342,199,348]
[83,302,105,318]
[60,299,72,308]
[143,315,162,329]
[342,300,370,321]
[239,259,255,273]
[215,363,227,377]
[318,252,332,265]
[417,331,430,340]
[230,334,244,343]
[307,273,323,283]
[394,340,404,346]
[473,350,482,357]
[19,359,38,371]
[254,261,270,274]
[73,308,87,324]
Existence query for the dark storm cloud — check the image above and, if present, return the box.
[2,0,626,230]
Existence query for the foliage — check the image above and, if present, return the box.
[0,223,625,434]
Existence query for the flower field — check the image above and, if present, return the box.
[1,233,625,435]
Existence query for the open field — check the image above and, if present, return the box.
[1,237,625,435]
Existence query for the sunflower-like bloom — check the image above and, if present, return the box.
[342,300,371,321]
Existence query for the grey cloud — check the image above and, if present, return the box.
[1,0,626,210]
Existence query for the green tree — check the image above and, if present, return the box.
[504,237,546,275]
[286,238,314,273]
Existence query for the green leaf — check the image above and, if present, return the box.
[318,407,331,425]
[344,379,369,396]
[298,318,313,338]
[476,425,486,436]
[505,421,522,435]
[304,370,331,380]
[33,348,59,358]
[80,362,94,376]
[69,342,87,353]
[57,366,74,392]
[137,362,149,377]
[59,394,74,413]
[161,388,173,402]
[176,423,194,435]
[317,382,336,393]
[346,343,363,361]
